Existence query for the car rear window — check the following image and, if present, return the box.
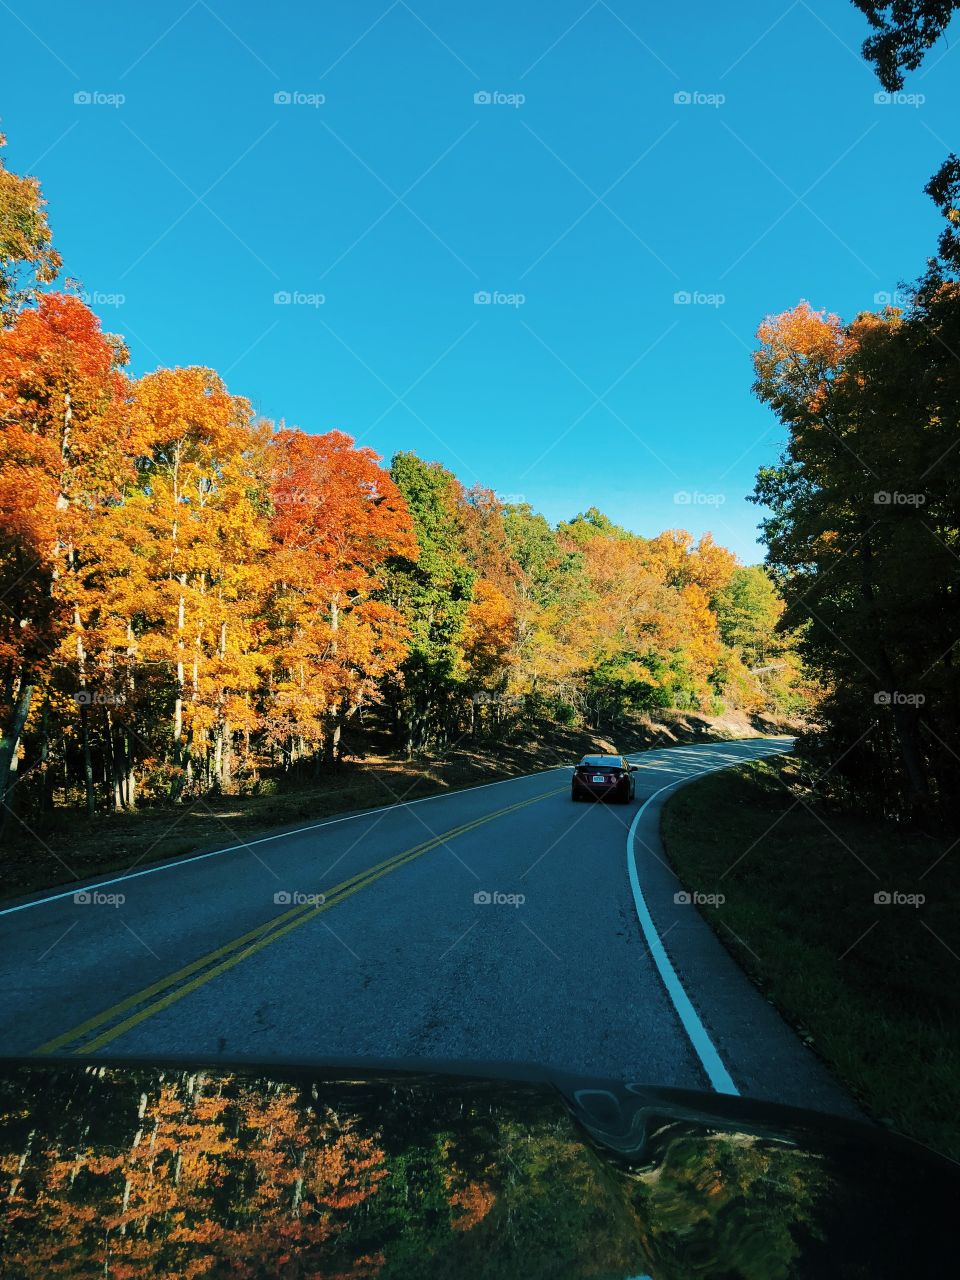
[580,755,621,767]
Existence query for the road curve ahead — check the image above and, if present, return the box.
[0,738,853,1115]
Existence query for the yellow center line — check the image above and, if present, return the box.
[34,784,565,1056]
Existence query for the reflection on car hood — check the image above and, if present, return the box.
[0,1055,954,1278]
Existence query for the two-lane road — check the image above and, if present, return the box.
[0,738,855,1115]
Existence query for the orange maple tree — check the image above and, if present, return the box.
[264,428,416,762]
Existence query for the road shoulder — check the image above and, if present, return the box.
[631,769,861,1119]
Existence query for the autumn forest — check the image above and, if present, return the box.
[6,20,960,836]
[0,135,801,829]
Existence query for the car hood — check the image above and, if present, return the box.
[0,1055,954,1279]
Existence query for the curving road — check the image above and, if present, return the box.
[0,738,855,1115]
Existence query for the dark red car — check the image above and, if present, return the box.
[571,754,637,803]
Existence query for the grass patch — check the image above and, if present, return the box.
[661,755,960,1160]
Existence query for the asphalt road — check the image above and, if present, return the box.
[0,738,855,1116]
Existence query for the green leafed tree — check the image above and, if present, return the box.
[751,271,960,822]
[385,452,475,754]
[715,566,784,668]
[852,1,960,89]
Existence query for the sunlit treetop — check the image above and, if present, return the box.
[0,133,61,318]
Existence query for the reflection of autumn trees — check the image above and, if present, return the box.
[1,1070,388,1279]
[2,1066,873,1280]
[1,1069,644,1279]
[626,1129,828,1280]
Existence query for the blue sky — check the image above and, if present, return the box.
[2,0,957,560]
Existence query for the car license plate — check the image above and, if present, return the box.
[592,774,605,783]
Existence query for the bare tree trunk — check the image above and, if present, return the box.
[170,444,186,798]
[79,702,95,816]
[105,708,123,811]
[126,732,137,809]
[39,694,54,811]
[212,617,227,791]
[171,578,186,797]
[0,679,34,824]
[124,621,137,808]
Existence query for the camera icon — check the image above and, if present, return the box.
[673,290,691,304]
[274,91,292,105]
[873,491,891,504]
[73,891,91,904]
[874,91,891,105]
[274,291,292,305]
[274,890,292,904]
[673,91,691,105]
[474,890,492,904]
[673,490,692,504]
[874,291,892,306]
[473,291,491,305]
[874,691,891,705]
[673,890,691,905]
[474,91,492,105]
[874,890,891,904]
[74,91,92,105]
[74,690,93,706]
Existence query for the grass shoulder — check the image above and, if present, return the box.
[661,755,960,1161]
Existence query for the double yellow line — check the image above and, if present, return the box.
[35,784,564,1056]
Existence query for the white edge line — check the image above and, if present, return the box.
[625,742,789,1096]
